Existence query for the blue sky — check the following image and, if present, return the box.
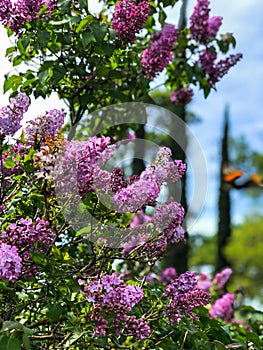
[1,0,263,235]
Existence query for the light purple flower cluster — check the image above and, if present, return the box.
[25,109,65,144]
[189,0,222,43]
[170,87,194,105]
[114,178,160,213]
[130,210,151,228]
[159,267,177,284]
[142,23,179,79]
[112,147,186,212]
[111,0,150,43]
[54,136,115,197]
[0,243,22,282]
[0,93,30,139]
[209,293,235,323]
[1,217,56,277]
[153,201,185,243]
[0,0,57,35]
[79,273,151,339]
[197,273,212,291]
[122,200,185,259]
[199,49,243,86]
[164,271,211,323]
[213,267,232,289]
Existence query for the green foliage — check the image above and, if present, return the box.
[225,215,263,301]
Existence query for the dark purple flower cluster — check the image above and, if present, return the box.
[111,0,150,43]
[79,273,151,339]
[189,0,222,43]
[0,93,30,139]
[170,87,194,105]
[199,50,243,86]
[54,136,115,197]
[142,23,179,79]
[0,243,22,282]
[25,109,65,144]
[0,0,57,35]
[209,293,235,323]
[1,217,56,277]
[164,271,211,323]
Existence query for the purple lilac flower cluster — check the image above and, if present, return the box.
[213,267,232,289]
[122,200,185,259]
[164,271,211,323]
[189,0,222,43]
[25,109,65,144]
[199,49,243,86]
[111,0,150,43]
[0,93,30,139]
[79,273,151,339]
[54,136,115,198]
[1,217,56,277]
[0,0,57,35]
[141,23,179,79]
[0,243,22,282]
[170,87,194,105]
[209,293,235,323]
[159,267,177,284]
[111,147,186,212]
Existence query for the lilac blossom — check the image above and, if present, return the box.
[0,0,57,35]
[208,16,223,37]
[189,0,210,43]
[0,243,22,282]
[114,178,160,213]
[111,0,150,43]
[0,93,30,139]
[213,267,232,289]
[130,210,151,228]
[142,23,179,79]
[197,273,212,291]
[164,271,211,323]
[1,218,56,277]
[170,87,194,105]
[54,136,115,197]
[159,267,177,284]
[209,293,235,323]
[79,273,151,339]
[25,109,65,143]
[199,49,243,86]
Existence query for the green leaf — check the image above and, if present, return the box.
[80,31,94,48]
[94,336,108,346]
[65,333,85,346]
[46,303,65,323]
[53,65,67,83]
[13,55,23,67]
[0,321,24,333]
[90,23,107,43]
[213,340,227,350]
[101,43,115,57]
[4,157,16,169]
[5,46,16,57]
[75,16,93,33]
[22,334,31,350]
[158,7,167,25]
[37,30,50,46]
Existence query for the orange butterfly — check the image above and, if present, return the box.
[223,167,263,189]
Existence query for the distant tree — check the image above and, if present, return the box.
[216,106,232,271]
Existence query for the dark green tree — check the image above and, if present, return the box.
[216,105,232,271]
